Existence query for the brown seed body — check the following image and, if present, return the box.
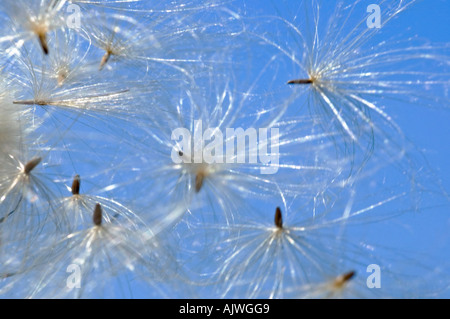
[38,32,49,55]
[24,157,42,175]
[72,175,80,195]
[93,203,103,226]
[274,207,283,229]
[287,79,313,85]
[13,100,47,106]
[334,270,356,288]
[195,172,204,193]
[100,51,112,70]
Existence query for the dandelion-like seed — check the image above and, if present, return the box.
[0,152,58,250]
[81,8,206,74]
[295,270,358,299]
[54,174,144,233]
[212,205,343,298]
[128,70,343,226]
[10,53,141,122]
[25,202,183,298]
[0,0,66,55]
[254,0,449,156]
[83,13,137,71]
[43,28,94,87]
